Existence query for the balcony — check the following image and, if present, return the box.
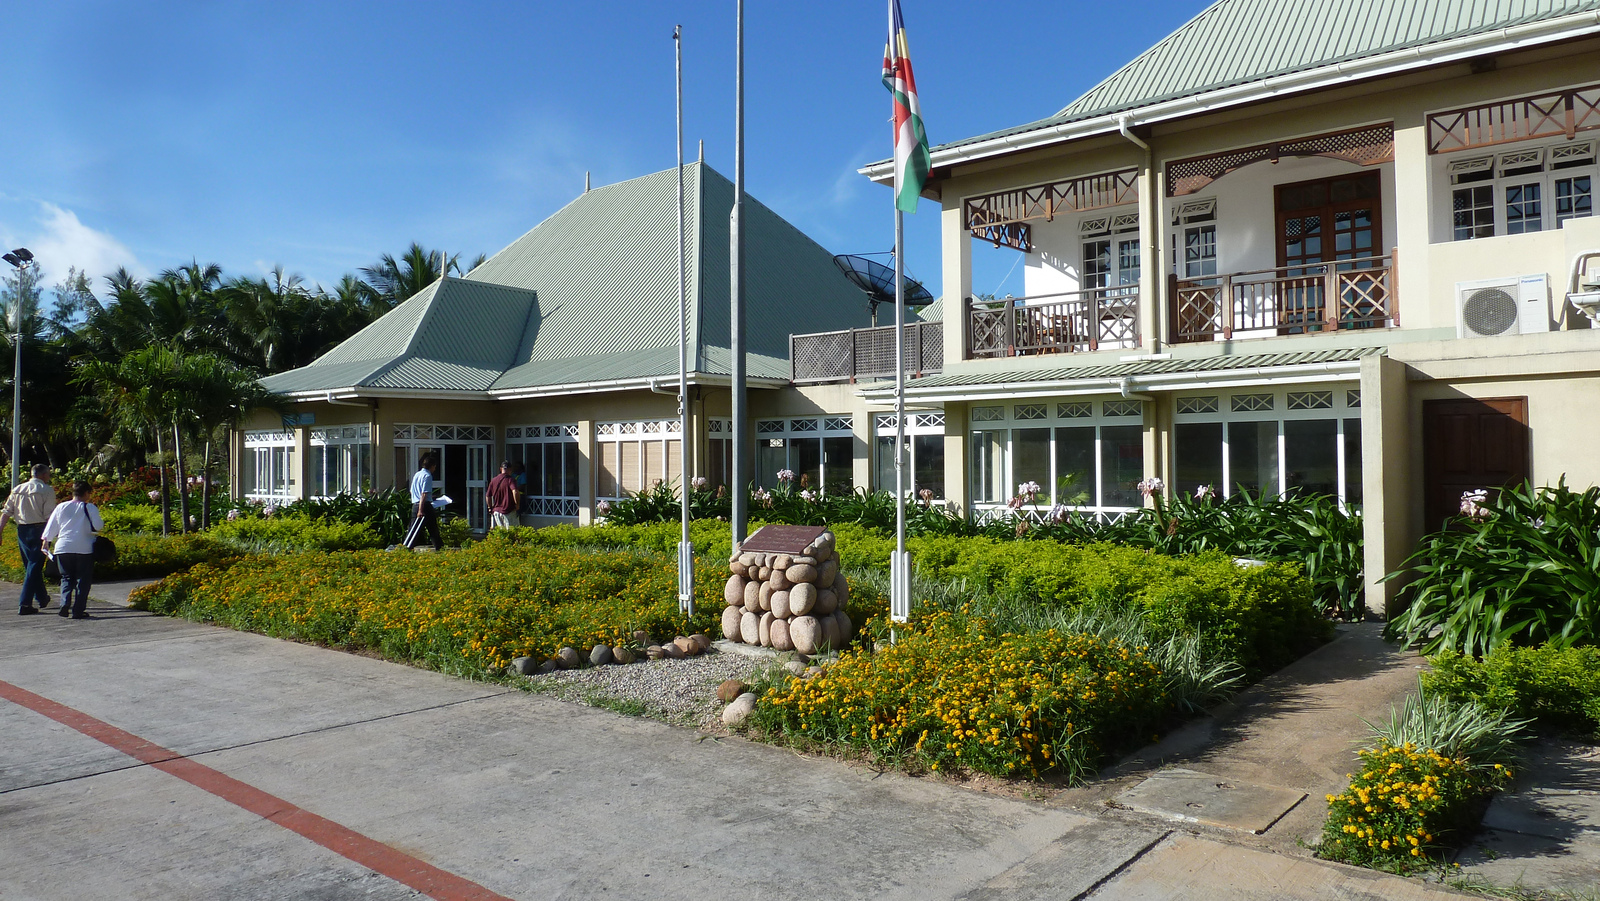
[966,286,1139,358]
[1169,254,1396,343]
[790,322,942,384]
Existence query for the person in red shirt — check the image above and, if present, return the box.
[485,461,521,530]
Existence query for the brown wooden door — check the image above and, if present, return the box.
[1422,397,1529,530]
[1275,171,1382,334]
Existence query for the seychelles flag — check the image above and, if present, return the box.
[882,0,931,213]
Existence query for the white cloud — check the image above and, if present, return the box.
[8,203,145,286]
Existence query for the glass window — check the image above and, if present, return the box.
[875,436,899,497]
[1505,182,1543,234]
[792,437,822,489]
[1118,238,1141,288]
[1082,239,1111,289]
[562,443,579,497]
[1228,421,1280,497]
[912,434,944,499]
[709,437,731,491]
[1184,225,1217,278]
[1100,425,1144,508]
[1053,426,1095,506]
[1013,428,1051,498]
[970,430,1007,504]
[1556,175,1593,225]
[757,438,787,489]
[823,436,853,494]
[1174,422,1222,499]
[1284,419,1338,497]
[1453,185,1495,240]
[1343,418,1363,505]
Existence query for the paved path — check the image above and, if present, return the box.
[0,586,1474,900]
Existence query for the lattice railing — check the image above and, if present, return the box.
[965,169,1138,249]
[790,322,942,383]
[1169,254,1395,343]
[1428,82,1600,154]
[966,287,1140,358]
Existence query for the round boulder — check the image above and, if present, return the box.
[814,588,838,617]
[790,615,821,655]
[744,579,761,612]
[820,616,841,652]
[790,582,818,616]
[739,552,757,569]
[818,558,838,590]
[770,617,794,651]
[724,575,746,605]
[739,610,760,645]
[613,646,637,665]
[673,636,697,657]
[721,692,757,728]
[716,679,747,703]
[722,605,743,640]
[770,589,791,619]
[757,565,771,581]
[538,659,562,674]
[772,554,793,571]
[834,575,850,606]
[589,645,613,667]
[836,609,854,643]
[758,612,773,647]
[758,582,773,611]
[664,641,687,660]
[556,647,582,670]
[786,563,819,585]
[646,645,666,660]
[769,568,791,591]
[784,659,806,677]
[511,656,537,676]
[633,630,652,647]
[691,633,712,652]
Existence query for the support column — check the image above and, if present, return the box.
[576,418,596,526]
[1138,156,1164,351]
[941,201,972,366]
[942,401,968,516]
[1362,354,1412,617]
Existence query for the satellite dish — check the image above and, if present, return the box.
[833,254,935,317]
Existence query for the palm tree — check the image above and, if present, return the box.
[361,243,458,304]
[180,354,281,529]
[75,347,184,534]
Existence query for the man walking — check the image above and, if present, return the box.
[402,454,443,552]
[0,464,59,614]
[485,461,521,530]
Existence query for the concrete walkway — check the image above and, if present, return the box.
[0,587,1475,901]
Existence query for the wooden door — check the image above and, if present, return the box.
[1422,397,1529,530]
[1275,171,1381,334]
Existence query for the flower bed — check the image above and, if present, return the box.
[1,524,242,582]
[1320,742,1512,873]
[750,609,1168,779]
[131,540,727,673]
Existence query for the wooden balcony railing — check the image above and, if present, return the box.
[966,287,1139,358]
[790,321,943,383]
[1169,254,1397,343]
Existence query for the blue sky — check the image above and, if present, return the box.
[0,0,1208,303]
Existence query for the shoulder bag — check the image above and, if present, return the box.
[83,503,117,564]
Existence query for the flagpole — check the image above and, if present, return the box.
[675,24,694,616]
[730,0,748,556]
[888,0,911,629]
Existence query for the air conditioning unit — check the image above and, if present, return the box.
[1456,275,1550,338]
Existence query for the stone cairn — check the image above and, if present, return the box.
[721,529,853,654]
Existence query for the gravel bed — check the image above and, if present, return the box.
[525,650,783,727]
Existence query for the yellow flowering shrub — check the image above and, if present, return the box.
[1320,741,1512,872]
[130,543,725,673]
[751,610,1167,779]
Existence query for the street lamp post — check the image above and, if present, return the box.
[2,248,33,489]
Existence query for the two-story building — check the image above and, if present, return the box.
[242,0,1600,615]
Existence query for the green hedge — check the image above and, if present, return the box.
[517,520,1329,677]
[1424,644,1600,740]
[1,524,242,582]
[205,515,384,552]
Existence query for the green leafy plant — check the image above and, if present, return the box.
[1425,644,1600,739]
[1386,480,1600,656]
[1365,687,1528,773]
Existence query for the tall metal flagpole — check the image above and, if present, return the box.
[888,0,912,628]
[730,0,748,555]
[675,25,694,616]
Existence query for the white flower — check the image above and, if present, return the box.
[690,476,708,490]
[1047,504,1070,524]
[1137,477,1165,499]
[596,500,612,517]
[776,469,796,484]
[800,488,817,502]
[262,504,277,518]
[1460,488,1491,521]
[148,489,161,502]
[1195,484,1216,500]
[226,509,240,522]
[1017,480,1042,497]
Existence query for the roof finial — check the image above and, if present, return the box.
[698,139,704,162]
[585,171,591,193]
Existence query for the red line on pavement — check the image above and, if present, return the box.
[0,678,515,901]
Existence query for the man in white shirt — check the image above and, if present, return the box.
[42,481,103,619]
[402,454,443,551]
[0,464,58,614]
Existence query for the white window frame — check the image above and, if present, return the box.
[243,428,297,503]
[307,425,371,498]
[1443,139,1596,241]
[506,424,581,517]
[1169,198,1219,279]
[596,418,684,500]
[873,412,946,500]
[753,416,854,493]
[1171,387,1362,506]
[967,399,1147,522]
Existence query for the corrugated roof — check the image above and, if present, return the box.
[862,346,1380,396]
[932,0,1600,155]
[264,162,871,396]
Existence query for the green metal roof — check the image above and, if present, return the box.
[861,346,1381,397]
[932,0,1600,155]
[264,162,871,396]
